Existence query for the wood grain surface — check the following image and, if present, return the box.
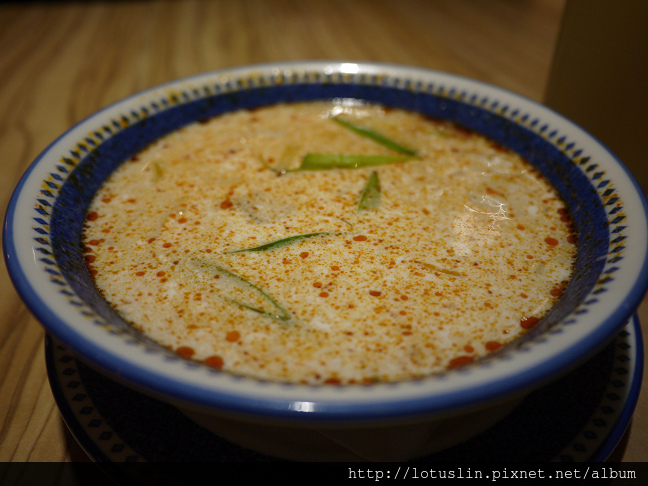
[2,0,646,464]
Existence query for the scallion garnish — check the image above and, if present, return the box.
[225,232,335,253]
[332,116,417,156]
[417,261,464,277]
[153,161,163,180]
[358,171,381,211]
[298,154,414,171]
[193,260,291,322]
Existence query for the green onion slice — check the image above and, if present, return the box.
[417,261,465,277]
[152,161,164,180]
[332,116,417,156]
[192,260,290,321]
[298,154,414,171]
[225,232,335,253]
[358,171,381,211]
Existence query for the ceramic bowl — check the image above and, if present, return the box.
[5,61,648,461]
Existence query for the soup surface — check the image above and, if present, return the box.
[83,100,577,384]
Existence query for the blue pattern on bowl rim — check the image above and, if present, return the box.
[5,62,648,421]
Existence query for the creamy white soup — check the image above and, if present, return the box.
[82,101,576,384]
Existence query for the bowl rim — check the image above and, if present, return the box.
[5,60,648,422]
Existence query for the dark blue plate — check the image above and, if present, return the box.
[46,315,643,465]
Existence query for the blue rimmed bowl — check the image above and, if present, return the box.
[5,61,648,461]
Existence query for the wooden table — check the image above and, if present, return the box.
[2,0,646,465]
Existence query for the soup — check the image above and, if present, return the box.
[82,101,577,384]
